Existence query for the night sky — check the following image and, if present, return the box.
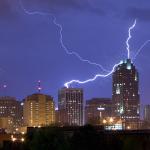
[0,0,150,106]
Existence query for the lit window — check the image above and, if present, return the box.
[135,75,137,81]
[116,84,120,94]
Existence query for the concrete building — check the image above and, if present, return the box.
[85,98,112,125]
[0,97,23,130]
[58,88,83,126]
[144,105,150,123]
[23,93,55,127]
[112,59,140,129]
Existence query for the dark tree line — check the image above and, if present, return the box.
[2,125,150,150]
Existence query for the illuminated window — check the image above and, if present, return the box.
[120,106,124,114]
[116,84,120,94]
[135,74,137,81]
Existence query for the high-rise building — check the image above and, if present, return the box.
[85,98,112,125]
[58,88,83,126]
[144,105,150,123]
[0,96,23,130]
[23,93,55,127]
[112,59,140,129]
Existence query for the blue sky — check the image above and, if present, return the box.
[0,0,150,106]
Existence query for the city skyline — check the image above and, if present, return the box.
[0,0,150,106]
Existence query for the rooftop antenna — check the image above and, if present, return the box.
[37,80,42,93]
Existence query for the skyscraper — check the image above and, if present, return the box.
[58,88,83,126]
[112,59,140,129]
[23,93,55,127]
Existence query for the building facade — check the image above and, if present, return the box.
[144,105,150,123]
[23,93,55,127]
[85,98,112,125]
[0,96,23,131]
[112,59,140,129]
[58,88,83,126]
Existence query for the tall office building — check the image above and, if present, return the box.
[23,93,55,127]
[58,88,83,126]
[144,105,150,123]
[0,97,23,129]
[85,98,112,125]
[112,59,140,129]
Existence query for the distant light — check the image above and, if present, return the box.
[127,126,131,130]
[12,138,17,142]
[55,107,58,111]
[109,118,114,123]
[21,102,24,106]
[21,138,25,142]
[103,119,107,124]
[3,85,7,88]
[11,135,17,142]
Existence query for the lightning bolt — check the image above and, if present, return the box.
[19,0,109,72]
[126,19,137,59]
[133,40,150,60]
[64,20,138,88]
[19,1,140,89]
[64,62,120,88]
[53,18,109,72]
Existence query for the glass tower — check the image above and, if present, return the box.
[112,59,140,129]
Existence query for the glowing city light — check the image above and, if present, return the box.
[21,138,25,142]
[3,84,7,88]
[103,119,107,124]
[109,117,114,123]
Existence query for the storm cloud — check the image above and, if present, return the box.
[21,0,106,15]
[0,0,18,20]
[126,7,150,22]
